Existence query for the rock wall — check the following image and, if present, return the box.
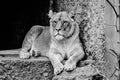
[104,0,120,55]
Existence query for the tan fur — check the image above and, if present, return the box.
[19,25,51,58]
[19,11,85,75]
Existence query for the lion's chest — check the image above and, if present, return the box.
[51,39,80,57]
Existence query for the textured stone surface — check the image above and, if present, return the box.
[0,57,54,80]
[104,0,120,54]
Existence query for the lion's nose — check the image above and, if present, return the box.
[56,28,61,31]
[56,22,61,30]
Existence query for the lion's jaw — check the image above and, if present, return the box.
[54,34,64,40]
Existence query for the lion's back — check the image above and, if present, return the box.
[33,27,51,56]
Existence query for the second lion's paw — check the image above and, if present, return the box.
[64,62,76,71]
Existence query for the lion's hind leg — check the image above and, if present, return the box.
[19,25,44,59]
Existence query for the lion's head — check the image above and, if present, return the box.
[49,10,79,41]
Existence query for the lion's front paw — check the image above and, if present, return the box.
[19,51,31,59]
[54,63,64,75]
[64,62,76,71]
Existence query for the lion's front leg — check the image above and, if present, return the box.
[64,49,84,71]
[48,49,64,75]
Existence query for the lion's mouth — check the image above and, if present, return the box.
[54,33,64,40]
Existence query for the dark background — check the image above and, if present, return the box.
[0,1,50,50]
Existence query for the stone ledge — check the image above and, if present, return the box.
[0,53,54,80]
[0,49,119,80]
[0,50,99,80]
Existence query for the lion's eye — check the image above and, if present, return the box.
[53,21,57,24]
[52,21,57,27]
[63,21,68,24]
[62,21,71,31]
[63,21,69,27]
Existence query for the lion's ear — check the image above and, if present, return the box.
[48,10,56,18]
[68,11,75,20]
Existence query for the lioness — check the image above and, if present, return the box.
[19,10,85,75]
